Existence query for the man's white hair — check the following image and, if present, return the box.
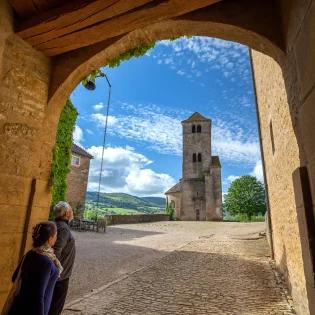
[54,201,71,219]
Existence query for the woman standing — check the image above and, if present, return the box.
[3,222,63,315]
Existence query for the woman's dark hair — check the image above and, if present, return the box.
[32,221,57,248]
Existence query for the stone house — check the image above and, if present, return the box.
[66,144,93,215]
[165,112,222,221]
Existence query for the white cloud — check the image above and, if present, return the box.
[126,169,176,196]
[86,146,176,197]
[156,36,250,86]
[90,114,117,127]
[250,160,264,183]
[73,125,84,144]
[126,145,135,151]
[93,103,104,111]
[177,70,185,75]
[227,175,240,183]
[86,129,94,135]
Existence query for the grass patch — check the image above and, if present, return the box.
[223,214,265,222]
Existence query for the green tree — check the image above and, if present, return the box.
[223,175,266,221]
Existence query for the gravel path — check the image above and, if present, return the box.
[67,221,266,303]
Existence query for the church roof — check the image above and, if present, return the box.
[182,112,211,123]
[211,156,221,168]
[165,182,181,194]
[71,143,94,159]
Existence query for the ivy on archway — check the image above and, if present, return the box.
[49,99,78,218]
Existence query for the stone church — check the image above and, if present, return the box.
[165,112,222,221]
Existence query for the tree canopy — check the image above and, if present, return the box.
[223,175,266,221]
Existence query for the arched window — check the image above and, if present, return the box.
[197,125,201,133]
[170,200,175,209]
[193,153,196,163]
[198,153,202,162]
[192,125,196,133]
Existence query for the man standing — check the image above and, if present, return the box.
[49,201,76,315]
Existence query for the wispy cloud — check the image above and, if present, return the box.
[86,129,94,135]
[93,102,104,111]
[90,101,260,166]
[154,37,250,84]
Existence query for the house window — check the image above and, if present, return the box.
[198,153,202,162]
[197,125,201,133]
[193,153,196,163]
[170,200,175,209]
[71,155,80,166]
[192,125,196,133]
[270,120,275,155]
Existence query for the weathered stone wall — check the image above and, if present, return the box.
[251,50,308,315]
[166,192,181,218]
[210,167,223,221]
[66,154,91,215]
[105,214,170,226]
[0,1,52,308]
[182,121,211,179]
[180,179,206,221]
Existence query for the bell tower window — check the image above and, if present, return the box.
[197,125,201,133]
[192,125,196,133]
[198,153,202,162]
[193,153,196,163]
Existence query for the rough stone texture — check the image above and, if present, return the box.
[182,118,212,179]
[62,222,293,315]
[66,151,92,216]
[165,191,181,218]
[0,1,52,309]
[166,113,222,221]
[251,50,308,315]
[105,214,170,226]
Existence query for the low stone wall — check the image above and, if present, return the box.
[105,214,170,226]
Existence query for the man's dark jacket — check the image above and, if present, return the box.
[54,220,76,281]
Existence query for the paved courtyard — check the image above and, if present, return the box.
[63,222,293,315]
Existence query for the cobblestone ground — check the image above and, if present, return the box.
[63,223,293,315]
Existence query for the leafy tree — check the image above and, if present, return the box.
[223,175,266,221]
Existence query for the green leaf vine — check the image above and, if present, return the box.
[49,99,78,218]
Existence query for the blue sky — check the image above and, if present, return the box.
[71,36,263,197]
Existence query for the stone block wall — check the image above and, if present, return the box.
[66,154,91,215]
[180,179,206,221]
[182,121,212,179]
[0,1,52,308]
[105,214,170,225]
[251,50,308,315]
[166,192,181,218]
[210,167,223,221]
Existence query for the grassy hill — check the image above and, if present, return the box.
[142,197,166,206]
[84,192,166,217]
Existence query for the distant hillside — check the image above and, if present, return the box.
[85,192,166,216]
[142,197,166,206]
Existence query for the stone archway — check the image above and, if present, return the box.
[1,0,315,313]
